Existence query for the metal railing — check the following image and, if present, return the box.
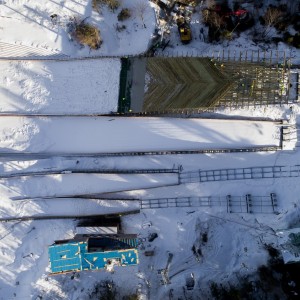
[179,165,300,184]
[140,193,277,214]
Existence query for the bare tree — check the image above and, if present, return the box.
[203,9,225,31]
[135,0,149,28]
[262,6,283,38]
[92,0,120,13]
[206,0,216,9]
[264,6,283,27]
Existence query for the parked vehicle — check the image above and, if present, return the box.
[177,18,192,44]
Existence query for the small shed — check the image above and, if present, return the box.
[48,234,139,274]
[76,215,121,235]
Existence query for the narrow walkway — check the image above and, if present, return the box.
[130,57,147,112]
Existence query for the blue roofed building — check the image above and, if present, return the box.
[48,234,139,274]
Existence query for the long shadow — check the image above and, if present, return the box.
[49,0,87,15]
[0,117,281,156]
[4,5,57,34]
[2,171,178,199]
[138,118,279,150]
[0,62,52,112]
[0,58,120,114]
[3,0,90,56]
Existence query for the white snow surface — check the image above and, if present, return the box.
[1,140,300,299]
[0,117,280,153]
[0,111,293,300]
[0,0,156,57]
[0,59,120,114]
[0,1,300,299]
[0,173,178,201]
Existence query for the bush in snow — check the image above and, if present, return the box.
[73,22,102,50]
[93,0,120,12]
[206,0,217,10]
[118,8,131,21]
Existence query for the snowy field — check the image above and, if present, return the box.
[0,59,120,114]
[0,89,297,299]
[0,117,281,154]
[0,126,299,299]
[0,0,156,57]
[2,148,300,299]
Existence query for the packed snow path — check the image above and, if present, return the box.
[0,117,281,154]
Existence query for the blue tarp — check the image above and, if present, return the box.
[48,238,138,274]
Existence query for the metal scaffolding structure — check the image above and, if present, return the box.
[179,165,300,184]
[140,193,277,214]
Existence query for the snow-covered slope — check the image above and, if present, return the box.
[0,117,281,153]
[0,59,120,114]
[0,1,300,299]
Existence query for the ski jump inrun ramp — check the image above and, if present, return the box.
[0,116,282,156]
